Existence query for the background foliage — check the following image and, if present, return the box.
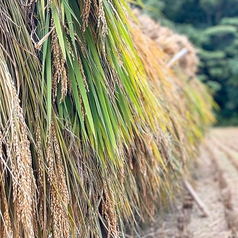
[142,0,238,125]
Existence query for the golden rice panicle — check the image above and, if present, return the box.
[11,83,36,238]
[97,0,108,37]
[45,130,55,235]
[0,131,13,238]
[36,124,45,230]
[102,182,118,238]
[60,64,68,103]
[93,0,99,13]
[0,63,36,237]
[97,0,108,55]
[82,0,91,32]
[51,20,68,103]
[0,182,13,238]
[52,124,70,237]
[51,23,61,100]
[65,36,75,61]
[46,123,70,238]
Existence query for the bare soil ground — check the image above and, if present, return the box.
[138,128,238,238]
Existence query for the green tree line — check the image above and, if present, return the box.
[142,0,238,125]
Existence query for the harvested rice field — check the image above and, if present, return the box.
[138,128,238,238]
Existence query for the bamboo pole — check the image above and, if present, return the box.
[184,179,210,217]
[167,48,188,68]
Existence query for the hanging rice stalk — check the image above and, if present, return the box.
[0,1,214,237]
[133,9,199,80]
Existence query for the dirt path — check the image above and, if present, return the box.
[138,128,238,238]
